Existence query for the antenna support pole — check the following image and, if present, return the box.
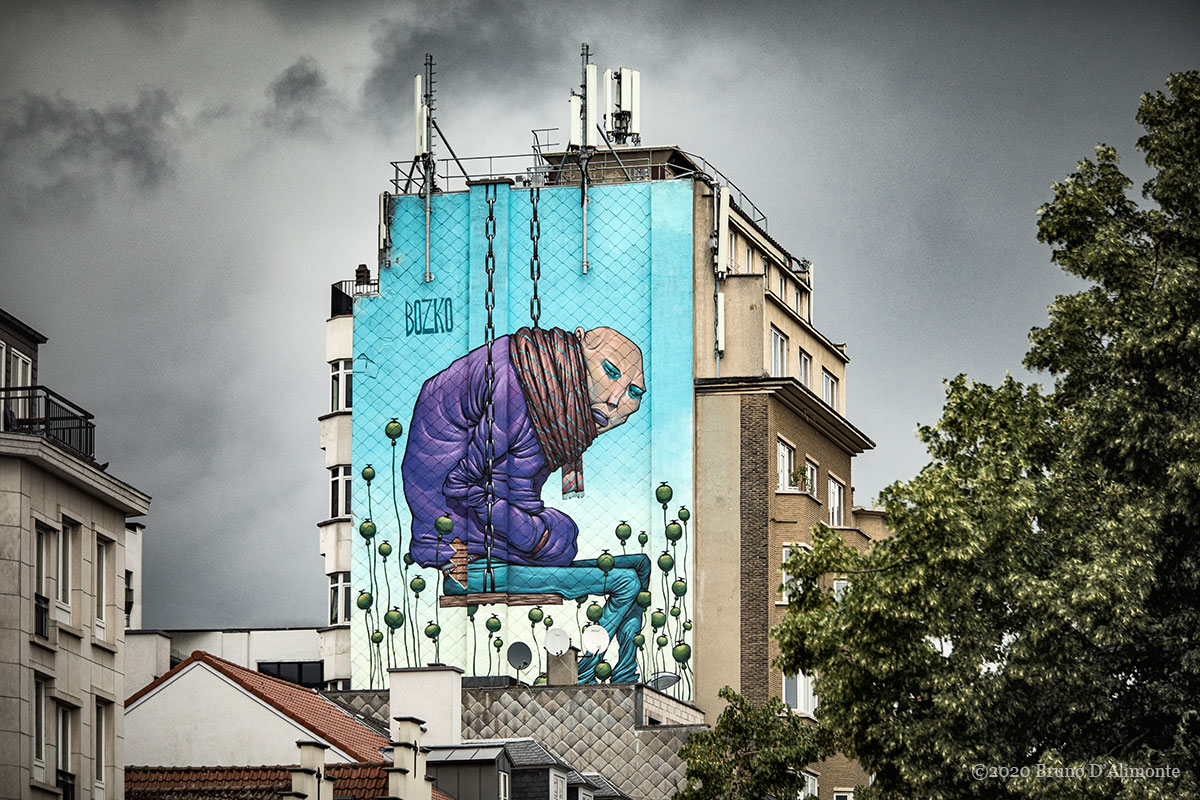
[423,53,436,283]
[579,43,592,275]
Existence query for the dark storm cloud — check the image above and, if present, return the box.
[263,57,337,133]
[0,89,179,216]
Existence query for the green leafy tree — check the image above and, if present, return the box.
[774,72,1200,800]
[675,686,834,800]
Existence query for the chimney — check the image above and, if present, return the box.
[355,263,371,285]
[387,716,433,800]
[285,740,334,800]
[547,645,580,686]
[388,665,463,745]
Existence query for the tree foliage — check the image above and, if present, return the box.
[774,72,1200,799]
[675,686,834,800]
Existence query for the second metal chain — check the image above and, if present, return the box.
[529,187,541,327]
[483,184,497,592]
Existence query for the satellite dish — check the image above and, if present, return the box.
[545,628,571,657]
[648,672,680,691]
[506,641,533,672]
[580,624,610,655]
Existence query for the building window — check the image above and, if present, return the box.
[34,677,46,781]
[35,525,50,638]
[57,704,74,776]
[770,328,788,378]
[833,792,855,800]
[798,349,811,387]
[329,572,351,625]
[804,460,818,496]
[330,359,352,412]
[329,466,351,519]
[828,478,845,527]
[777,440,796,491]
[727,232,736,273]
[95,537,111,628]
[11,350,32,418]
[551,772,568,800]
[94,701,108,799]
[58,519,77,609]
[777,268,787,299]
[784,669,816,716]
[781,544,810,603]
[822,370,838,409]
[745,243,754,273]
[802,772,819,799]
[499,770,510,800]
[833,579,850,601]
[258,660,325,689]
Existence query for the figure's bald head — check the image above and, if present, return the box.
[575,326,646,434]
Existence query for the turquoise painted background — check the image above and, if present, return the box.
[350,179,694,695]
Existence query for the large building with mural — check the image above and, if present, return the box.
[318,54,887,799]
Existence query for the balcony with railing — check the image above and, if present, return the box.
[331,277,380,318]
[1,386,96,460]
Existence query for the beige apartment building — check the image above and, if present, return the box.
[1,308,151,800]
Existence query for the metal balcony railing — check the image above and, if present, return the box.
[57,769,76,800]
[331,278,379,317]
[35,593,49,639]
[0,387,95,460]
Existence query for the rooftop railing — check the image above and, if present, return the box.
[331,278,379,317]
[1,386,96,460]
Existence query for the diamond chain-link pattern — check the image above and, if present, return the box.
[529,187,541,327]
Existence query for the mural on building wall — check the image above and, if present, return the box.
[350,179,694,698]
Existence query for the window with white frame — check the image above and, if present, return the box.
[784,669,816,716]
[12,350,32,418]
[33,676,46,781]
[801,771,819,799]
[828,478,845,527]
[57,704,73,776]
[35,524,49,596]
[95,536,112,629]
[330,359,352,412]
[499,770,510,800]
[777,267,787,299]
[727,232,736,273]
[58,518,77,609]
[94,701,108,799]
[833,792,855,800]
[329,572,351,625]
[804,460,818,496]
[795,285,805,316]
[329,466,351,519]
[770,328,788,378]
[745,243,754,273]
[781,543,810,603]
[777,440,796,491]
[822,370,838,409]
[833,578,850,601]
[551,771,568,800]
[797,349,811,388]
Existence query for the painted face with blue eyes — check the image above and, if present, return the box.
[574,326,646,434]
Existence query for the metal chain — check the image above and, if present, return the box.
[529,188,541,327]
[483,184,497,592]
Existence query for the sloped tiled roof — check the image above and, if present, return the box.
[461,737,572,770]
[126,765,455,800]
[126,651,390,762]
[580,772,633,800]
[321,689,391,735]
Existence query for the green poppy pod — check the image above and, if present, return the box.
[656,634,668,648]
[683,620,693,631]
[657,552,675,573]
[467,604,478,620]
[434,515,454,535]
[596,551,615,574]
[633,633,646,648]
[361,464,375,483]
[665,521,683,542]
[594,661,612,682]
[377,541,392,558]
[385,419,404,440]
[485,615,502,633]
[636,590,652,609]
[528,607,544,624]
[384,608,404,629]
[655,482,673,505]
[637,531,648,546]
[670,606,681,618]
[543,617,553,628]
[404,553,415,567]
[358,519,376,540]
[371,630,384,644]
[672,578,688,597]
[586,602,603,622]
[410,576,426,594]
[678,506,691,522]
[615,522,632,542]
[356,590,372,610]
[651,610,666,629]
[424,622,441,640]
[672,642,692,664]
[493,637,504,650]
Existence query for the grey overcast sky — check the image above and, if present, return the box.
[1,1,1196,628]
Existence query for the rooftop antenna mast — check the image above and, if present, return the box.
[414,54,437,282]
[569,43,599,274]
